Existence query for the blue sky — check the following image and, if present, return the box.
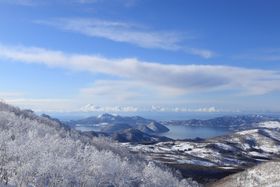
[0,0,280,112]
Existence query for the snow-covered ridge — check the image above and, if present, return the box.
[236,129,259,135]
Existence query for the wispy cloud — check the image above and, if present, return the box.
[36,18,215,59]
[80,80,147,102]
[78,0,138,7]
[79,79,186,107]
[4,98,74,112]
[0,90,73,111]
[0,0,138,7]
[80,104,139,112]
[0,92,24,98]
[0,43,280,96]
[0,0,36,6]
[77,0,98,3]
[236,48,280,61]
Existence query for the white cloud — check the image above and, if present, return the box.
[79,104,221,113]
[0,43,280,96]
[80,80,147,102]
[78,0,98,3]
[193,106,218,113]
[77,0,137,7]
[0,92,24,98]
[150,106,220,113]
[0,0,36,6]
[78,79,188,107]
[188,48,215,59]
[80,104,139,112]
[3,98,75,112]
[0,0,137,10]
[36,18,215,58]
[0,0,99,6]
[80,80,186,103]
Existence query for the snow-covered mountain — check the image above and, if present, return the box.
[0,102,197,187]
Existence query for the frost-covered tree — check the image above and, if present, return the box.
[0,102,199,187]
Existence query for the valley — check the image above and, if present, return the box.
[64,113,280,184]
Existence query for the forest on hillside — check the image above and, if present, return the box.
[0,102,198,187]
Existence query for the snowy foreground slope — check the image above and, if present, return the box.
[124,123,280,183]
[0,102,198,187]
[210,161,280,187]
[125,128,280,169]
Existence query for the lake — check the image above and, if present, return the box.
[75,124,231,140]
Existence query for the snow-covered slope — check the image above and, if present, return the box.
[123,127,280,183]
[211,161,280,187]
[125,128,280,169]
[0,102,198,187]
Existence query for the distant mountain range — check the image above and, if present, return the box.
[162,115,280,131]
[65,113,170,143]
[64,114,280,144]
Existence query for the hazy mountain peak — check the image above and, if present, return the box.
[97,113,118,119]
